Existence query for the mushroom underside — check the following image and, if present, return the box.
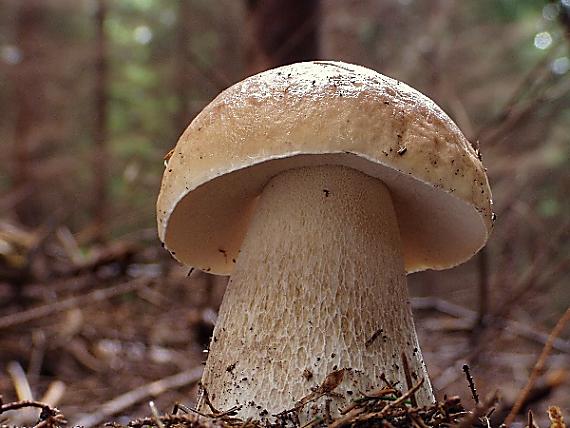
[164,152,487,275]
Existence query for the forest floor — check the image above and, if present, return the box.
[0,227,568,427]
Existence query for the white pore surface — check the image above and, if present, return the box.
[165,153,485,274]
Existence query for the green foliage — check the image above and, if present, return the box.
[0,0,567,245]
[474,0,549,22]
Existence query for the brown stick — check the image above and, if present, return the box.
[462,364,479,405]
[74,367,203,428]
[412,297,570,353]
[504,307,570,426]
[0,399,66,428]
[0,278,151,330]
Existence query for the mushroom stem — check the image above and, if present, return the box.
[200,165,434,420]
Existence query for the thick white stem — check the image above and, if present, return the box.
[200,165,434,421]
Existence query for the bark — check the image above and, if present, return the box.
[245,0,321,74]
[560,1,570,41]
[12,0,44,226]
[93,0,108,241]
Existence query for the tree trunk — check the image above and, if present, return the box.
[93,0,108,241]
[175,0,192,131]
[245,0,321,75]
[12,0,44,226]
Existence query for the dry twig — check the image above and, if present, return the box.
[455,392,498,428]
[412,297,570,353]
[0,277,152,330]
[462,364,479,405]
[504,308,570,426]
[0,399,67,428]
[74,367,203,428]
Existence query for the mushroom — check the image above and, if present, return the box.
[156,61,493,421]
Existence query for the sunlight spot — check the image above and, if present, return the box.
[542,3,559,21]
[551,56,570,75]
[1,45,22,65]
[534,31,552,50]
[133,25,153,45]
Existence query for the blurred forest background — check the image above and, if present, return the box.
[0,0,569,426]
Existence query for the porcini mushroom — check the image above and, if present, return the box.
[157,61,493,421]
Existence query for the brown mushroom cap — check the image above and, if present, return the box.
[157,61,493,274]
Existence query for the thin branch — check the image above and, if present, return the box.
[0,278,152,330]
[462,364,479,405]
[412,297,570,353]
[0,400,66,428]
[456,392,499,428]
[504,307,570,426]
[473,42,561,144]
[74,367,203,428]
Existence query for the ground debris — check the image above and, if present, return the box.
[548,406,566,428]
[94,392,469,428]
[0,388,472,428]
[1,375,566,428]
[0,399,67,428]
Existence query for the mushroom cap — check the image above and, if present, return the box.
[157,61,493,274]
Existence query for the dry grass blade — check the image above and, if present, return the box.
[149,401,165,428]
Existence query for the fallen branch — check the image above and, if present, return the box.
[62,241,138,277]
[0,399,67,428]
[412,297,570,353]
[0,278,152,330]
[74,366,203,428]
